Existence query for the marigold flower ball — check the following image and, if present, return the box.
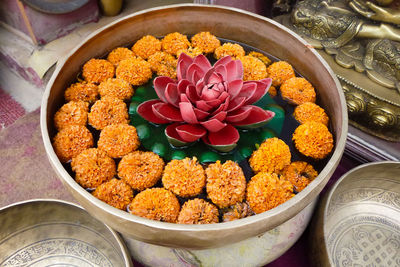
[118,151,165,191]
[162,157,206,198]
[129,188,180,223]
[294,102,329,126]
[92,179,133,210]
[191,32,221,54]
[98,78,133,100]
[148,51,177,79]
[205,160,246,208]
[88,96,129,130]
[292,122,334,160]
[176,47,203,58]
[249,137,291,174]
[98,124,140,158]
[132,35,162,59]
[246,172,294,214]
[266,61,295,86]
[248,51,271,65]
[178,198,219,224]
[239,55,268,81]
[54,101,89,131]
[116,57,152,86]
[214,43,245,59]
[107,47,135,66]
[281,161,318,192]
[161,32,190,56]
[222,202,254,222]
[53,125,94,163]
[280,77,316,105]
[82,58,115,84]
[64,82,98,104]
[71,148,116,189]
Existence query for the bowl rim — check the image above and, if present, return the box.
[40,3,348,233]
[0,198,133,267]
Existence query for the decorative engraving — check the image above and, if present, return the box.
[1,238,113,267]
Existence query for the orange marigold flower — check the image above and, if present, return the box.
[238,55,268,81]
[214,42,245,59]
[88,96,129,130]
[53,125,94,163]
[54,101,89,131]
[71,148,116,189]
[292,121,334,160]
[205,160,246,208]
[116,57,152,86]
[246,172,294,214]
[162,157,206,198]
[161,32,190,56]
[118,151,165,191]
[248,51,271,65]
[82,58,115,84]
[177,198,219,224]
[293,102,329,126]
[281,77,316,105]
[191,32,221,54]
[268,86,277,97]
[92,178,133,210]
[148,51,177,79]
[129,188,180,223]
[249,137,291,174]
[266,61,295,86]
[132,35,162,59]
[98,78,133,100]
[222,202,254,222]
[107,47,135,66]
[176,46,203,58]
[98,124,140,158]
[281,161,318,192]
[64,82,98,104]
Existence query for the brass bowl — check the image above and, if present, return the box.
[0,199,132,266]
[311,161,400,267]
[40,4,347,249]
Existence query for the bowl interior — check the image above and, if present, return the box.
[41,4,347,248]
[0,199,131,266]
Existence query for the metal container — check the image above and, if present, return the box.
[311,161,400,266]
[40,4,347,250]
[0,199,132,266]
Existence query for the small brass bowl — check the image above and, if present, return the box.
[0,199,132,267]
[311,161,400,266]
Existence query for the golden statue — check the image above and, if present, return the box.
[276,0,400,141]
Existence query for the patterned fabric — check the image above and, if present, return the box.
[0,89,25,130]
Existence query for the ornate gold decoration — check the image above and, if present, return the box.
[276,0,400,141]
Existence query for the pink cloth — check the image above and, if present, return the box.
[0,89,25,129]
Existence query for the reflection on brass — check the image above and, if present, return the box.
[276,0,400,141]
[310,161,400,267]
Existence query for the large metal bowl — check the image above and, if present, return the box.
[40,4,347,249]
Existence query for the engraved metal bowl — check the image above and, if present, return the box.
[311,161,400,266]
[40,4,347,251]
[0,199,132,267]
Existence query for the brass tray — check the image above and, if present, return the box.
[311,161,400,266]
[0,199,132,266]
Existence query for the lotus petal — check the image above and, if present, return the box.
[180,94,190,103]
[214,56,233,68]
[179,102,199,124]
[232,106,275,128]
[236,82,257,104]
[227,79,243,99]
[187,64,205,84]
[165,83,179,107]
[193,107,209,120]
[154,76,174,102]
[152,102,183,122]
[208,72,224,84]
[245,78,272,105]
[186,85,199,103]
[215,65,227,80]
[227,96,246,112]
[226,106,252,122]
[177,53,193,80]
[210,111,227,122]
[211,98,230,116]
[200,119,227,132]
[206,124,239,145]
[218,91,229,102]
[201,87,221,101]
[193,55,212,72]
[225,60,243,82]
[177,79,191,95]
[204,99,222,108]
[137,99,169,124]
[196,100,213,112]
[165,123,190,146]
[176,124,206,142]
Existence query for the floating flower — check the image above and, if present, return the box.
[137,53,274,151]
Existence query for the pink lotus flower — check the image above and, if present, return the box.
[137,53,274,151]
